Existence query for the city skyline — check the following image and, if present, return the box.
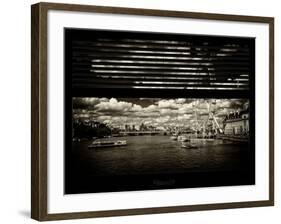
[73,97,249,130]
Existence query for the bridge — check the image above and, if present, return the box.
[119,131,166,136]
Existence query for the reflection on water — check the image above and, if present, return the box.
[72,135,249,176]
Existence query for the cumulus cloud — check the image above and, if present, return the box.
[175,98,186,104]
[72,97,109,109]
[73,97,249,129]
[95,98,132,113]
[130,104,142,112]
[158,99,178,109]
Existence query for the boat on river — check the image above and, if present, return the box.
[177,135,190,142]
[88,140,127,149]
[181,142,198,149]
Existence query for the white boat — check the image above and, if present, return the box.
[181,142,198,149]
[177,135,190,142]
[170,135,178,141]
[88,140,127,149]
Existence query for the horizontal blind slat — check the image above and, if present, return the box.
[69,30,252,91]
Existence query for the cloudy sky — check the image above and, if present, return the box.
[73,97,248,130]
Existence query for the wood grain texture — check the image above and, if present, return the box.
[31,3,48,221]
[36,2,273,23]
[269,19,274,204]
[31,2,274,221]
[31,3,40,220]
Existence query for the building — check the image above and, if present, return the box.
[139,123,147,131]
[223,109,249,135]
[125,124,130,132]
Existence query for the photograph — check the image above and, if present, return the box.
[30,3,274,220]
[67,97,254,193]
[64,28,255,194]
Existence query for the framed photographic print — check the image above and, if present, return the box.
[31,2,274,221]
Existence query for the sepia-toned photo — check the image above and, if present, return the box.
[64,28,255,194]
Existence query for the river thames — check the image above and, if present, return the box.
[66,135,254,194]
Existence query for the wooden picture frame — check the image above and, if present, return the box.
[31,2,274,221]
